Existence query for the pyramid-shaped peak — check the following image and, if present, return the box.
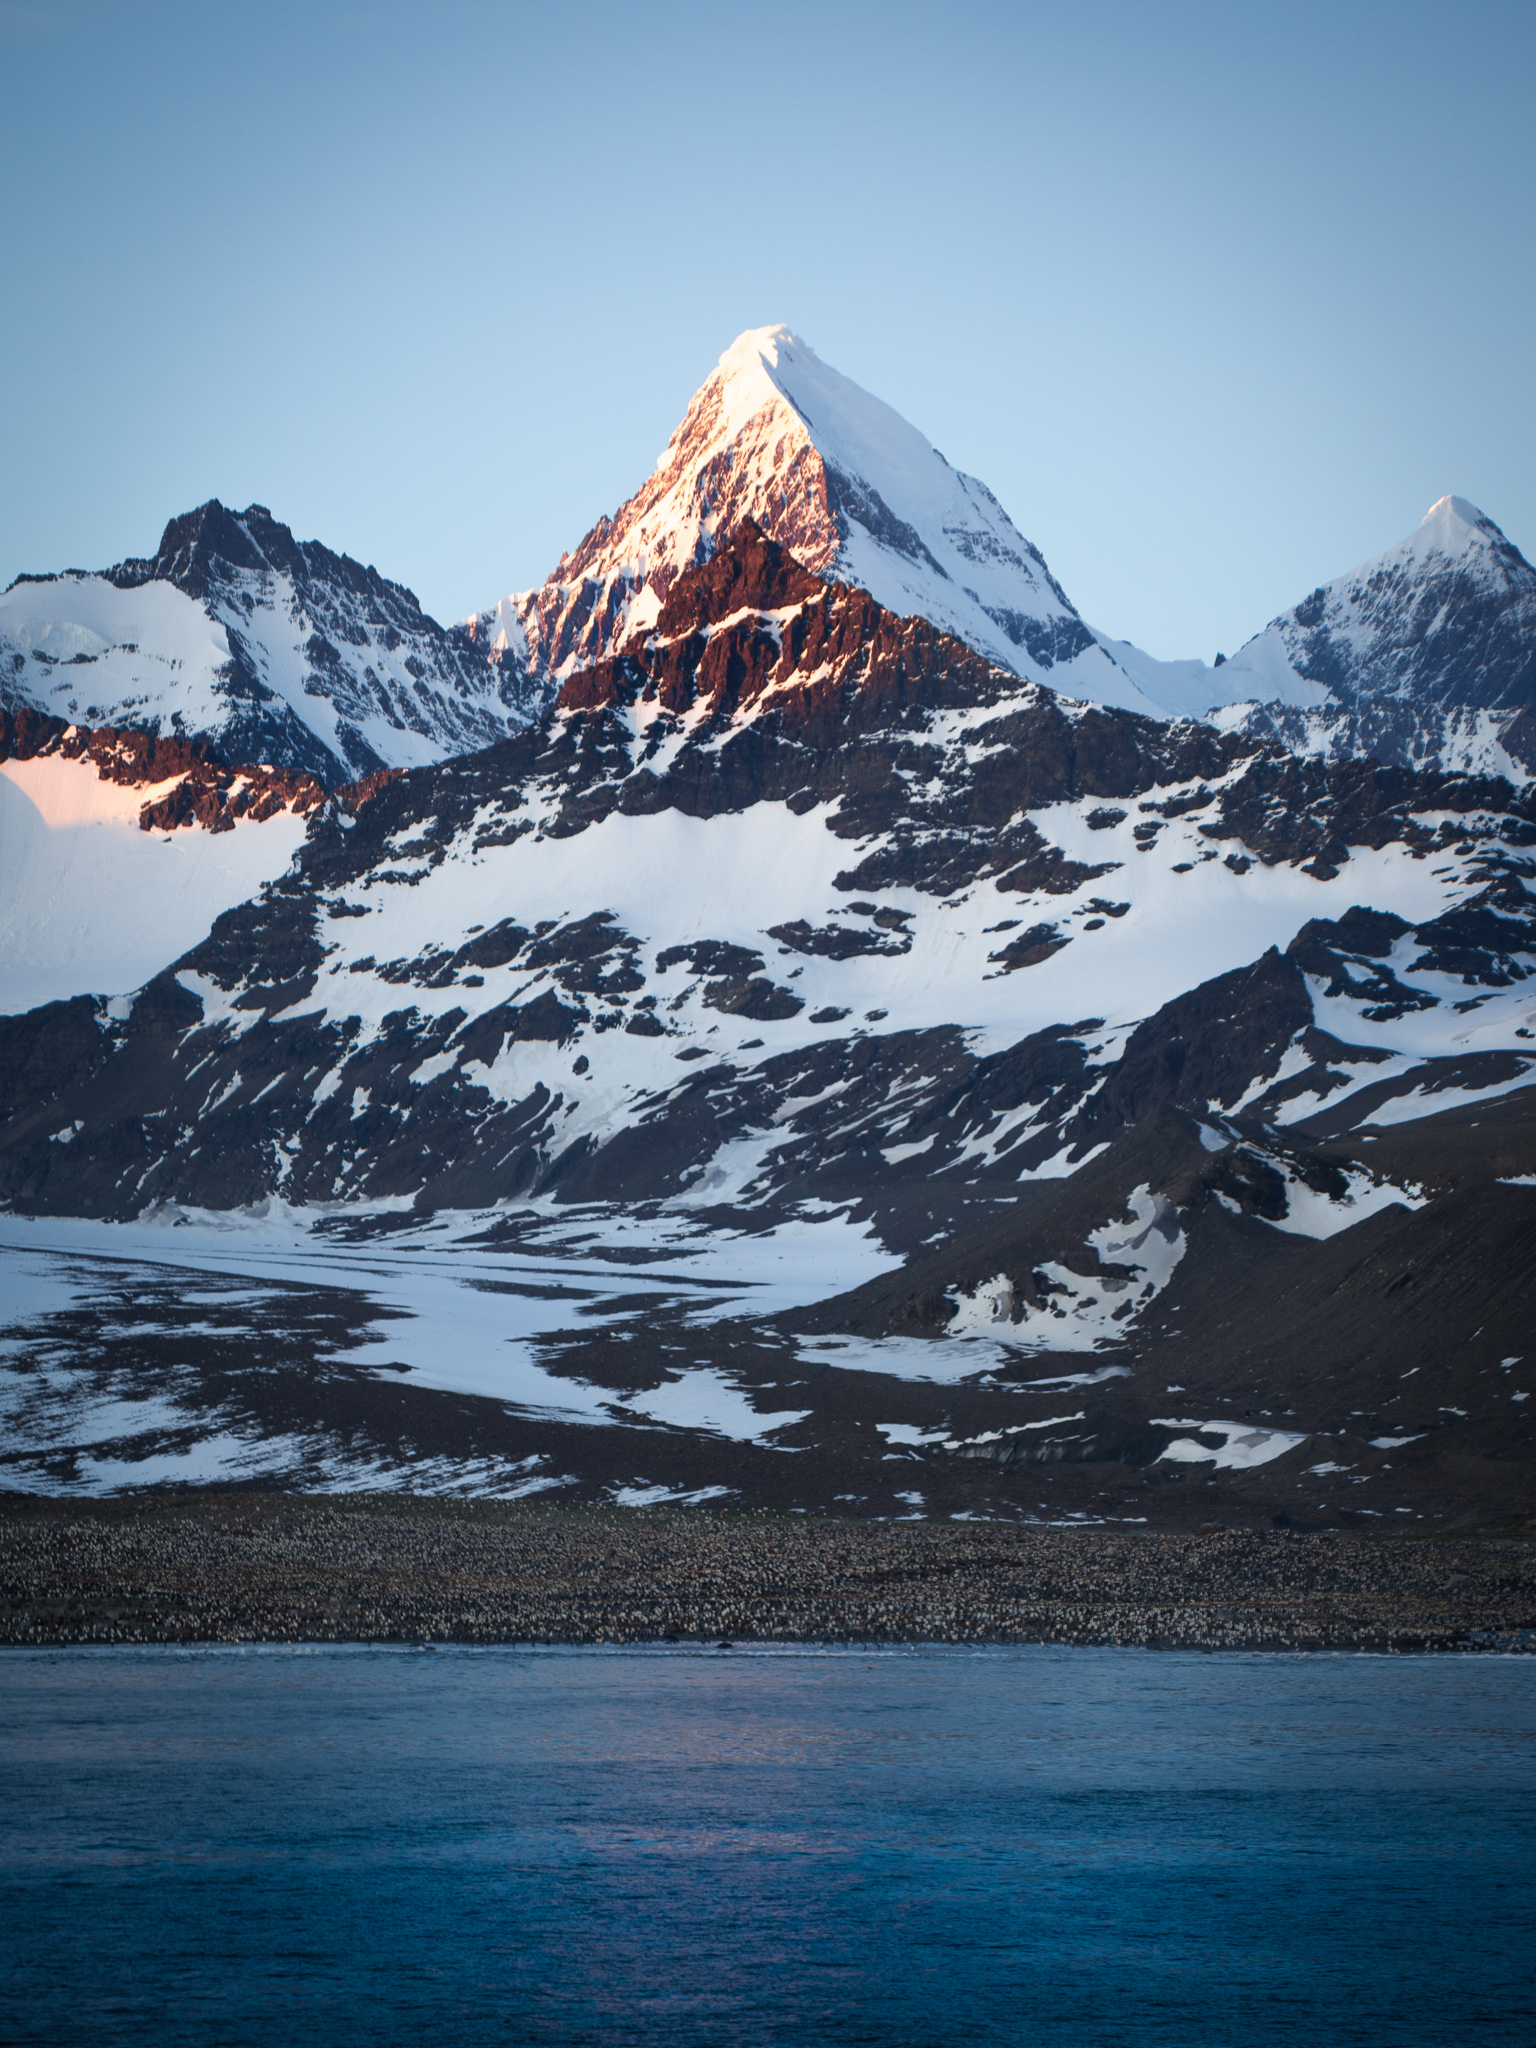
[1401,493,1512,568]
[702,325,950,493]
[1420,493,1488,530]
[481,327,1138,699]
[1225,488,1536,721]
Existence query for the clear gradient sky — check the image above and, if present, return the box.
[2,0,1532,659]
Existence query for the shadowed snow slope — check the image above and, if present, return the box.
[0,706,387,1014]
[0,755,309,1014]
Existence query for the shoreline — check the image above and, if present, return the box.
[3,1493,1534,1655]
[9,1629,1536,1657]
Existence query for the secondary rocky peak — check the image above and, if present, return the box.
[551,518,1041,737]
[0,502,542,787]
[107,500,298,600]
[650,517,824,639]
[106,500,443,624]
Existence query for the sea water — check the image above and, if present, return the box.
[1,1644,1531,2046]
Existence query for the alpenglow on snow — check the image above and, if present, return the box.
[469,325,1181,712]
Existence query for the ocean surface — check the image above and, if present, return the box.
[1,1645,1532,2046]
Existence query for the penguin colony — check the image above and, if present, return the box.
[2,1497,1532,1653]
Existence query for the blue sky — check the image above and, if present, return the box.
[3,0,1532,657]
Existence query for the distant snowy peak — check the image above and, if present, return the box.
[474,325,1155,711]
[1,502,539,786]
[1233,494,1536,719]
[1084,496,1536,776]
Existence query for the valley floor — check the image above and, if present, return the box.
[3,1494,1532,1653]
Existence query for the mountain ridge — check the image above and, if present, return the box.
[2,339,1534,1521]
[469,328,1535,776]
[4,524,1529,1219]
[2,521,1532,1520]
[5,337,1533,783]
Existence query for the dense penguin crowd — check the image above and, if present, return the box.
[3,1496,1532,1653]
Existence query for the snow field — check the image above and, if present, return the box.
[0,574,236,731]
[291,783,1488,1153]
[0,1199,898,1474]
[1152,1421,1308,1471]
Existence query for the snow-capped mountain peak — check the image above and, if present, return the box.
[1092,493,1536,779]
[1238,493,1536,709]
[708,324,979,535]
[472,325,1159,711]
[1407,492,1501,561]
[1,502,541,785]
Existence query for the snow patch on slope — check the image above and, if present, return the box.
[0,758,306,1013]
[947,1184,1185,1352]
[1154,1421,1307,1470]
[0,575,239,732]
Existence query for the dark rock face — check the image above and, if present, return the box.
[1092,950,1313,1129]
[986,924,1070,972]
[766,1083,1536,1521]
[768,918,911,961]
[1222,697,1531,778]
[2,501,541,785]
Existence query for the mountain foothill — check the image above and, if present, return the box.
[1,327,1531,1529]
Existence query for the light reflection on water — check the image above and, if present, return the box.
[1,1643,1533,2046]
